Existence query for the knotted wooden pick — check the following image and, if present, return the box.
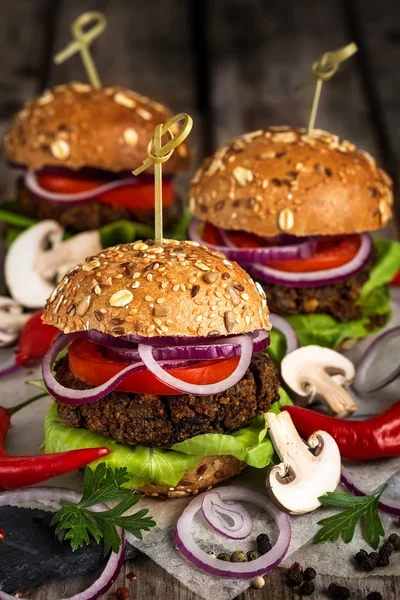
[53,11,107,89]
[297,42,358,133]
[133,113,193,245]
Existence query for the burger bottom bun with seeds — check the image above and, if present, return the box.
[136,456,246,498]
[42,239,271,338]
[190,126,393,237]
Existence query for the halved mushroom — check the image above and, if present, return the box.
[281,345,357,416]
[0,297,30,347]
[5,220,102,309]
[266,411,341,514]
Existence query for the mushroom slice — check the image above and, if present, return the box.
[266,411,341,514]
[281,345,357,416]
[5,220,102,309]
[0,297,30,347]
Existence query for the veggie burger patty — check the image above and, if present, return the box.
[55,352,280,448]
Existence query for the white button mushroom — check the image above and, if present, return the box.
[266,411,341,514]
[280,345,357,416]
[5,220,102,309]
[0,297,30,347]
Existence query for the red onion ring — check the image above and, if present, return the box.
[201,491,253,539]
[268,314,299,355]
[340,466,400,517]
[249,233,373,287]
[0,361,20,379]
[106,329,270,362]
[0,487,125,600]
[25,171,142,206]
[188,218,318,264]
[353,326,400,394]
[174,486,291,578]
[80,329,248,348]
[137,334,253,395]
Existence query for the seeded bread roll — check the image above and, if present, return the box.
[136,455,246,498]
[190,126,393,237]
[3,82,190,173]
[42,239,271,337]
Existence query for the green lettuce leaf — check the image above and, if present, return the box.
[285,239,400,348]
[99,220,155,248]
[44,389,291,487]
[267,329,287,364]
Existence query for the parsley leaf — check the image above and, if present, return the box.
[315,486,386,549]
[51,464,156,555]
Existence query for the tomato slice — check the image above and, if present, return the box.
[68,338,239,395]
[201,221,361,273]
[391,270,400,286]
[37,174,174,210]
[266,235,361,272]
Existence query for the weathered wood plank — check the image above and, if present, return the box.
[27,555,400,599]
[207,0,378,155]
[347,0,400,226]
[0,0,55,198]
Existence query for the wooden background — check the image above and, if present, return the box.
[0,0,399,598]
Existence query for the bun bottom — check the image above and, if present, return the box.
[136,455,246,498]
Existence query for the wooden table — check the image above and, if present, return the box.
[0,1,399,598]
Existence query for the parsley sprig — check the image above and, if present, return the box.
[315,486,386,549]
[51,464,156,555]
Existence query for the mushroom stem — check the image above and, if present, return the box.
[0,297,31,347]
[265,411,341,514]
[305,368,358,417]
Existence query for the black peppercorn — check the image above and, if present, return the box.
[328,583,350,599]
[354,549,368,564]
[366,593,382,600]
[303,567,316,581]
[380,541,394,556]
[256,533,272,555]
[287,571,303,587]
[388,533,400,550]
[377,553,390,567]
[299,581,315,596]
[362,552,378,571]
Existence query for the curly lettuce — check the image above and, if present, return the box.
[43,389,292,488]
[285,239,400,348]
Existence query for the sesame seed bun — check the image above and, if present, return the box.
[136,455,246,498]
[42,239,271,337]
[3,82,190,174]
[190,126,393,237]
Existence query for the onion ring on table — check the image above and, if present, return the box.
[174,486,291,578]
[341,466,400,517]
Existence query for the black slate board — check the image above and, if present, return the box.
[0,506,141,594]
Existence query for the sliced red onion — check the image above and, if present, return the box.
[137,334,253,395]
[174,486,291,578]
[269,314,299,355]
[202,491,253,539]
[249,233,372,287]
[25,171,142,205]
[0,487,125,600]
[353,326,400,394]
[0,361,20,379]
[340,466,400,517]
[106,329,270,363]
[80,329,241,348]
[188,218,318,263]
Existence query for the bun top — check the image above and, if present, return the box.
[190,126,393,237]
[42,240,271,338]
[3,82,190,174]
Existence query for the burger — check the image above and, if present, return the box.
[41,239,285,497]
[188,126,400,351]
[2,82,190,240]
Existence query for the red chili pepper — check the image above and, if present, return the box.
[15,310,59,367]
[0,394,109,489]
[283,402,400,460]
[391,269,400,286]
[0,528,5,540]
